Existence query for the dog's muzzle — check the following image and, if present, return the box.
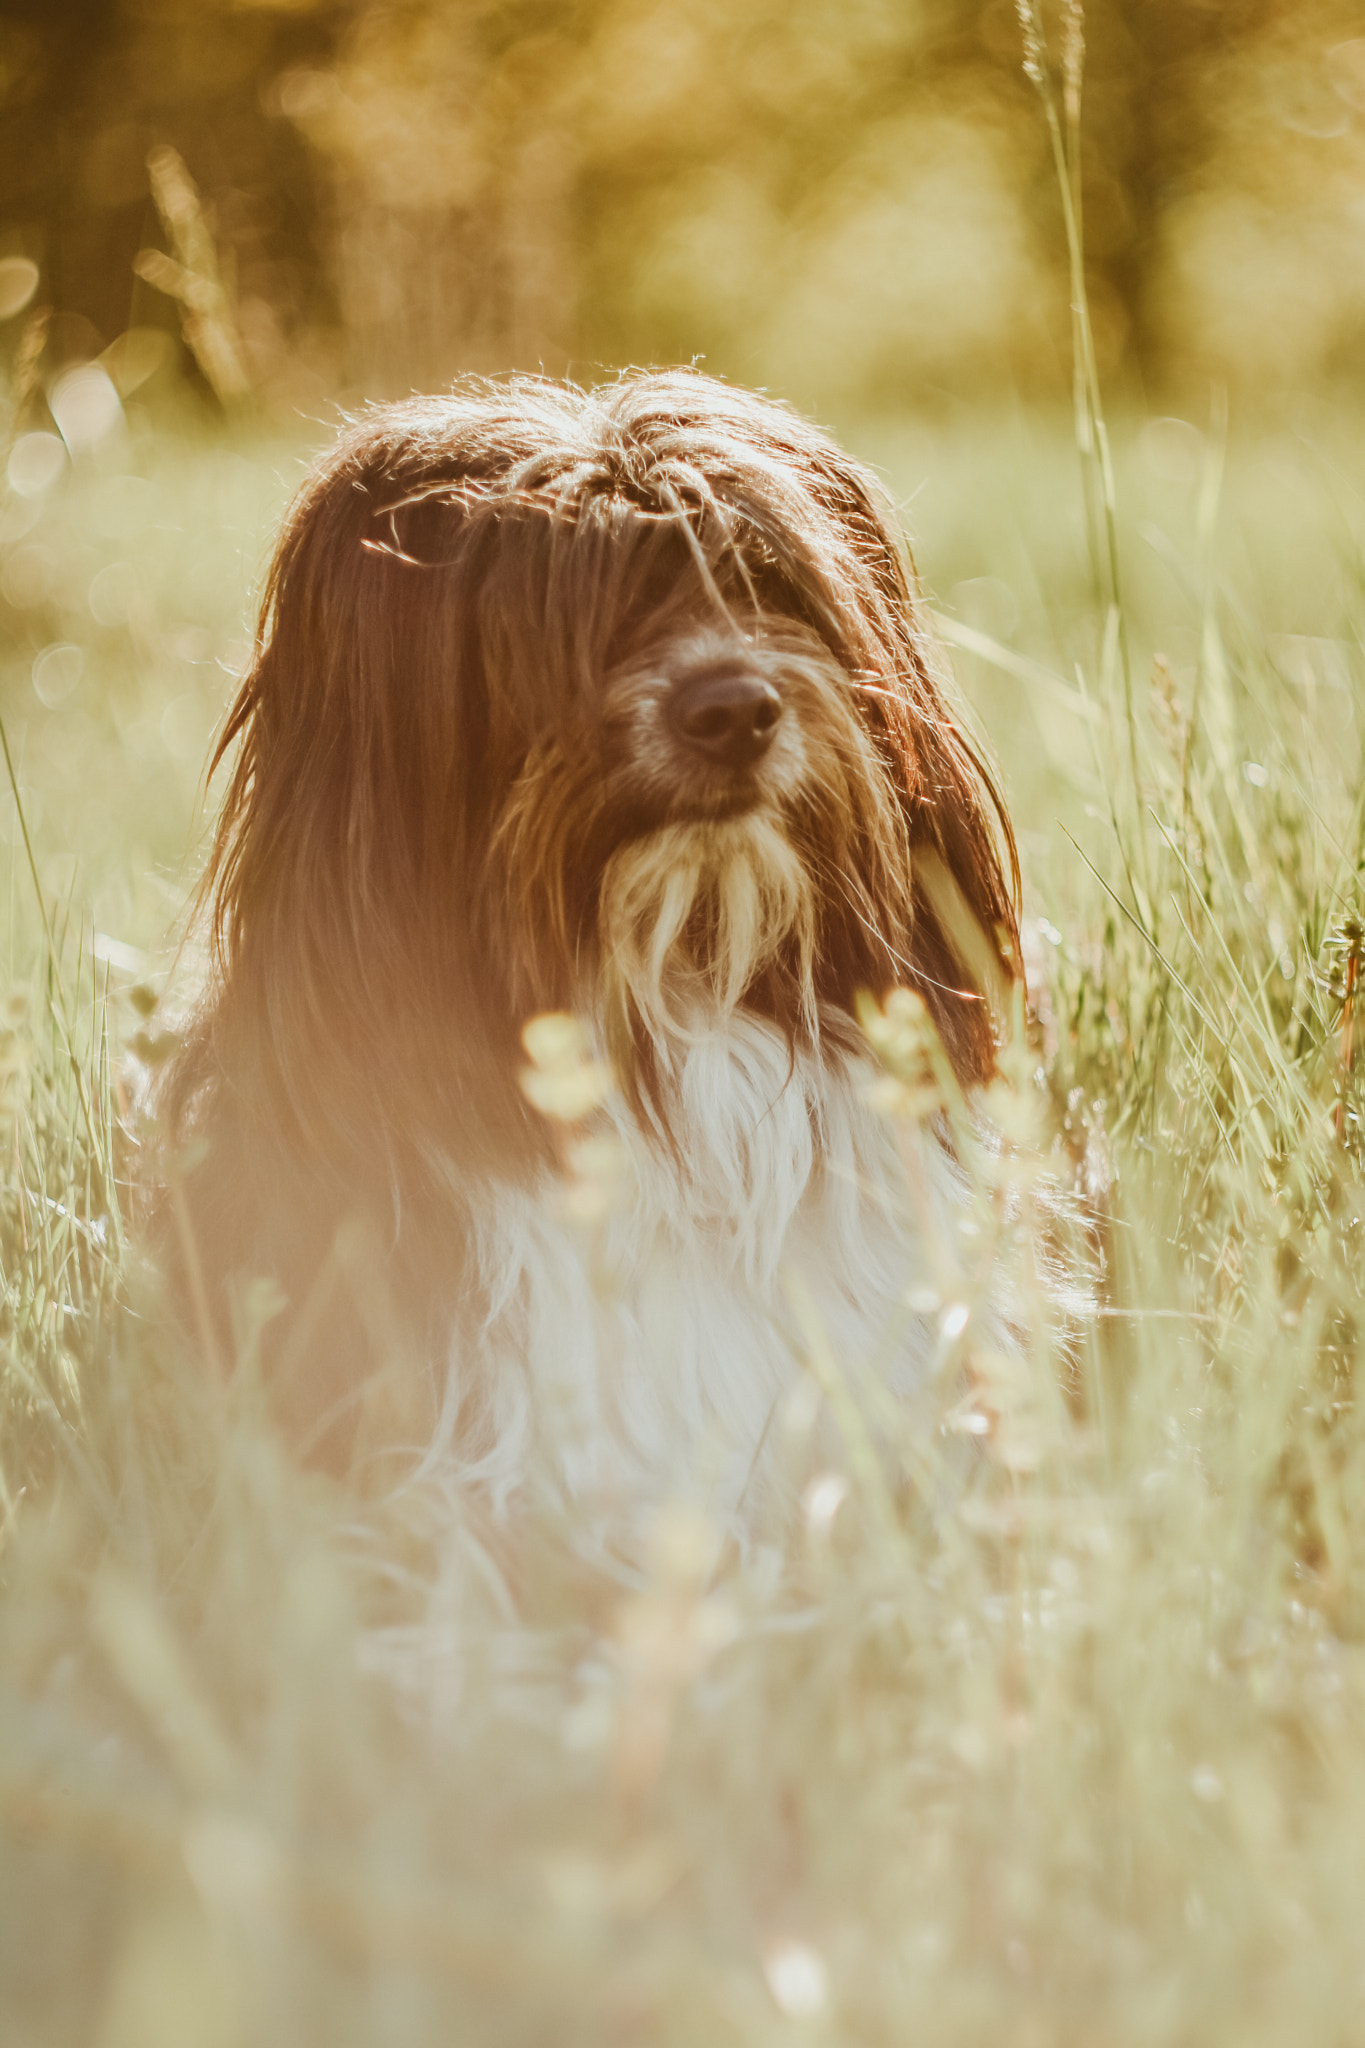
[668,665,783,771]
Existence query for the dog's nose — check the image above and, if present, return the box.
[670,670,782,768]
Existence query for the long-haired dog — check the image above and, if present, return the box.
[160,369,1024,1531]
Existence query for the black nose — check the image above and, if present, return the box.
[670,669,783,768]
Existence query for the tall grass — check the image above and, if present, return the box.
[6,151,1365,2048]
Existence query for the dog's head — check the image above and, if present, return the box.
[174,370,1019,1194]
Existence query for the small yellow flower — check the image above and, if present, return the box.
[518,1011,613,1122]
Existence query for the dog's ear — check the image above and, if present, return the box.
[168,402,551,1209]
[770,430,1022,1086]
[209,418,489,936]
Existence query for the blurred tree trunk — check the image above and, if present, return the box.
[1080,0,1279,388]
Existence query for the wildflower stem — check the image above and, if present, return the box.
[1019,0,1146,901]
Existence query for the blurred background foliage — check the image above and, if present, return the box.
[1,0,1364,422]
[11,15,1365,2043]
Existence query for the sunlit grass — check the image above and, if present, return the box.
[4,387,1365,2045]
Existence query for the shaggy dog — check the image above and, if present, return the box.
[160,369,1023,1528]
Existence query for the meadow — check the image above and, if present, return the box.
[3,372,1365,2047]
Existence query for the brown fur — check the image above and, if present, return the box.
[159,369,1021,1457]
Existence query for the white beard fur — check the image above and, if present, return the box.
[408,814,1020,1561]
[421,1009,978,1546]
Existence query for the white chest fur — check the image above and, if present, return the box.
[428,1014,966,1530]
